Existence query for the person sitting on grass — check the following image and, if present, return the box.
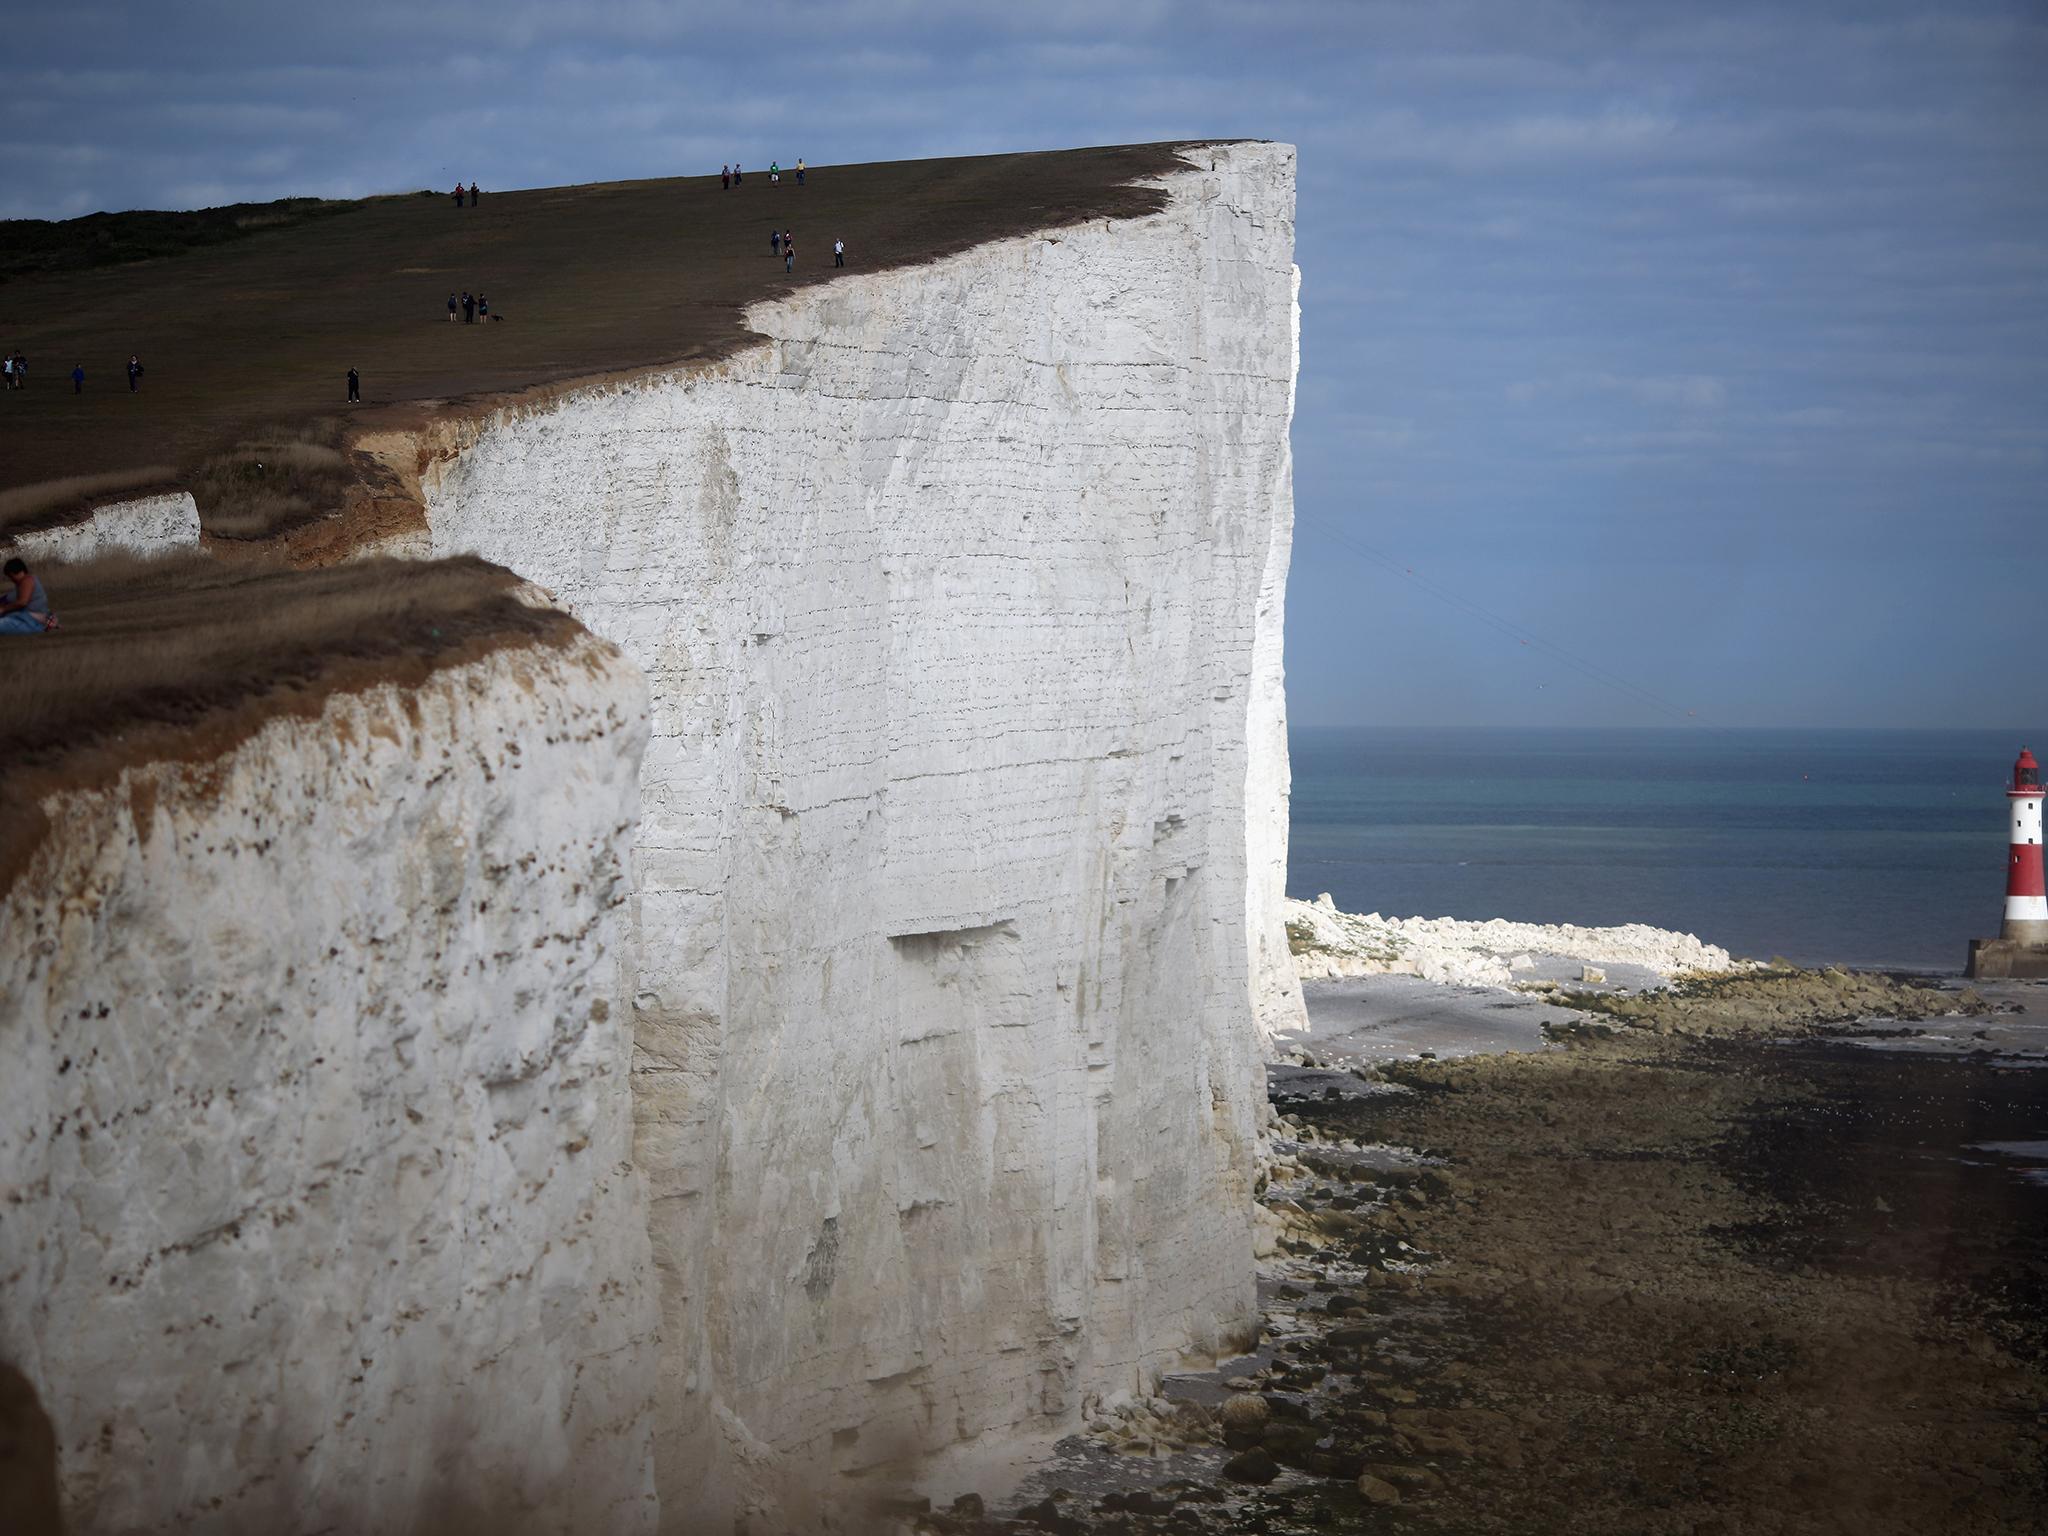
[0,557,56,635]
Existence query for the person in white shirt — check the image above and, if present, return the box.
[833,238,845,268]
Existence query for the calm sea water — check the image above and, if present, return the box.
[1287,728,2037,973]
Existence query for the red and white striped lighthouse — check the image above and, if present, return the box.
[2002,746,2046,945]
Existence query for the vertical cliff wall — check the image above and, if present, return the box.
[424,141,1301,1523]
[0,636,660,1534]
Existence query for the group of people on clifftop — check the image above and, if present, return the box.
[722,159,845,270]
[7,352,146,394]
[720,158,806,189]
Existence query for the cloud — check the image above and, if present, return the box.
[3,0,2043,725]
[1508,372,1728,409]
[1338,104,1687,171]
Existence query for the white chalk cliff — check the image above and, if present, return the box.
[1,140,1300,1533]
[425,139,1300,1525]
[1,636,659,1533]
[0,490,201,562]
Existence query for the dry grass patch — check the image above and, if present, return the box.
[0,548,577,887]
[0,467,179,536]
[186,418,360,539]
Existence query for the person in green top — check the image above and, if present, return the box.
[770,160,780,183]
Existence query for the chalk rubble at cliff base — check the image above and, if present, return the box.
[1284,892,1739,989]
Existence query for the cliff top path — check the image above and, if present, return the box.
[0,142,1190,538]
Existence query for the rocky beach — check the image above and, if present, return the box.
[901,906,2048,1535]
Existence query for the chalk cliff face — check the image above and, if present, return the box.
[0,491,201,561]
[0,637,660,1534]
[424,141,1301,1521]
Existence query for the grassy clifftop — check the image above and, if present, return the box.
[0,143,1191,535]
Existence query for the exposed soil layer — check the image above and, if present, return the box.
[0,143,1193,521]
[918,981,2047,1536]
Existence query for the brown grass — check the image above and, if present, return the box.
[0,142,1202,536]
[0,466,179,536]
[0,549,576,887]
[184,418,359,539]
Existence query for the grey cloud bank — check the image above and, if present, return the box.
[5,0,2043,726]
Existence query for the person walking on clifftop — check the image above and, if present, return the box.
[721,164,731,190]
[346,366,361,403]
[833,237,844,268]
[127,356,143,392]
[72,363,84,393]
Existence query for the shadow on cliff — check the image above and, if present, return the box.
[0,1365,63,1536]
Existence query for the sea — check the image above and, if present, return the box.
[1286,727,2038,974]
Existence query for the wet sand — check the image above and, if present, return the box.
[911,974,2048,1535]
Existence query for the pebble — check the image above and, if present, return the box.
[1220,1392,1269,1427]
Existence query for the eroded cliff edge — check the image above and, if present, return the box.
[423,140,1302,1524]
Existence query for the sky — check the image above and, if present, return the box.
[5,1,2045,728]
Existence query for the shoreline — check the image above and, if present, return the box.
[897,907,2046,1534]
